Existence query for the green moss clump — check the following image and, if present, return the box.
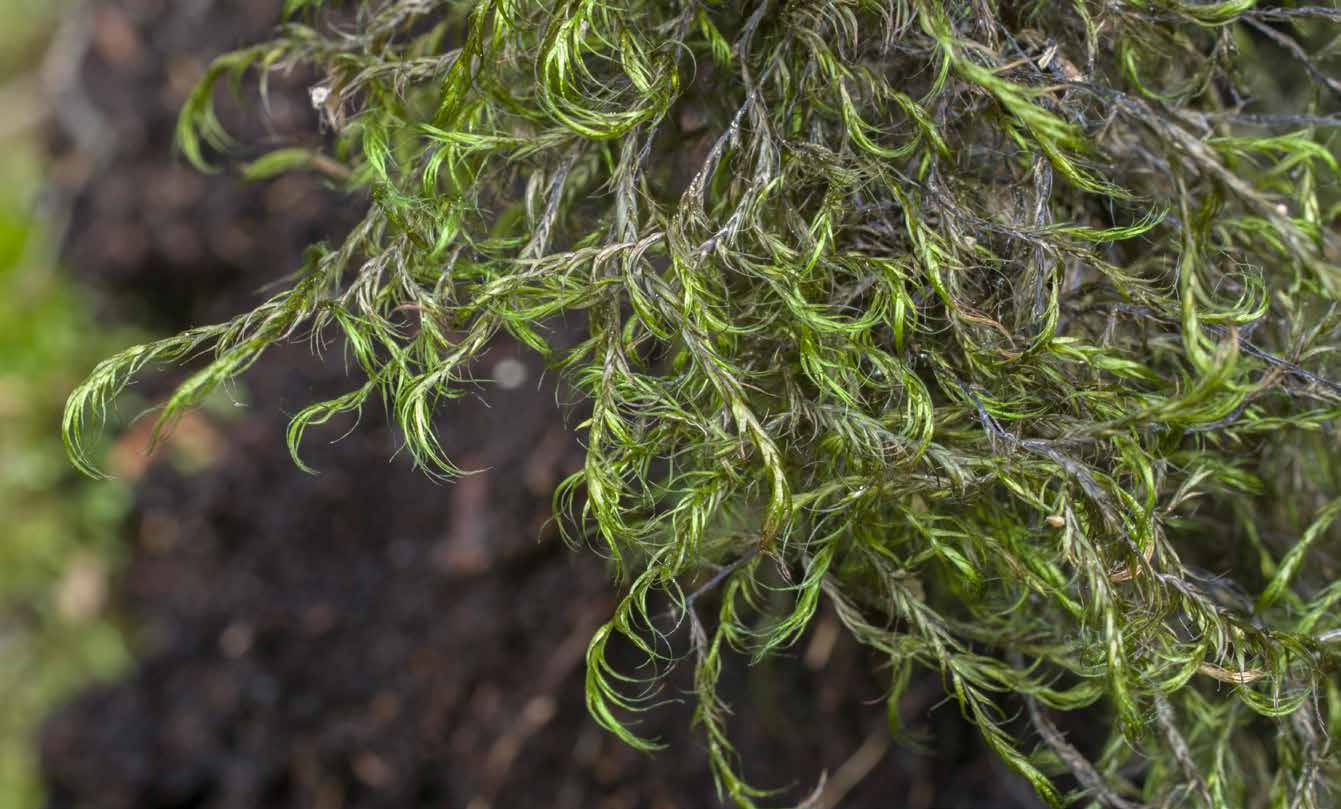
[66,1,1341,806]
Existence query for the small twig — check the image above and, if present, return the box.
[1154,695,1214,808]
[1244,17,1341,101]
[1199,111,1341,129]
[470,604,607,809]
[803,611,842,671]
[309,153,354,182]
[1247,7,1341,22]
[814,726,892,809]
[649,546,761,630]
[683,546,760,612]
[1026,697,1147,809]
[1197,661,1266,685]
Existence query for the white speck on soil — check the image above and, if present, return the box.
[492,358,528,390]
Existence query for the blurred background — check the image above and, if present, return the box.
[0,2,135,806]
[0,2,1152,808]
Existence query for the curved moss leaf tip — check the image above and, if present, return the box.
[66,1,1341,806]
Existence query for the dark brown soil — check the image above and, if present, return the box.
[39,2,1058,807]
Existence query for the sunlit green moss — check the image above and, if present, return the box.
[67,2,1341,806]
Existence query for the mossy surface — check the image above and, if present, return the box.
[66,2,1341,806]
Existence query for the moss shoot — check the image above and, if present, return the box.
[65,1,1341,806]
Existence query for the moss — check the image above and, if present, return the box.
[66,2,1341,806]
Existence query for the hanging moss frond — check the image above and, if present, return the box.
[66,1,1341,806]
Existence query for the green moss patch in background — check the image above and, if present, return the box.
[0,5,134,806]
